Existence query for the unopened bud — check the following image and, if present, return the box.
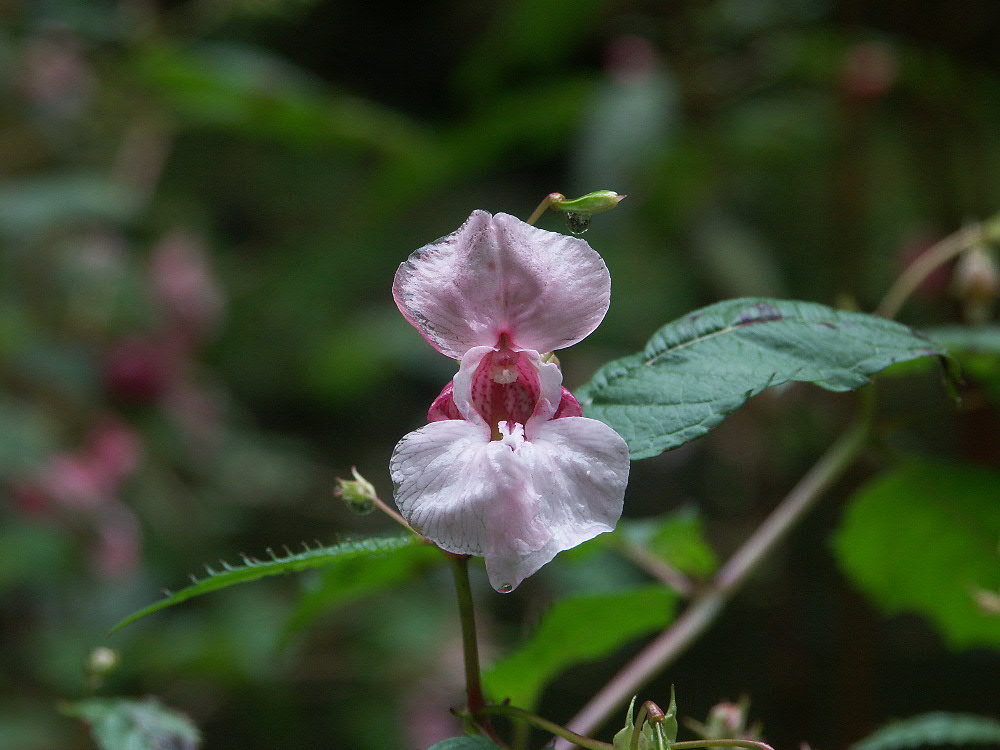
[707,701,747,736]
[335,468,378,515]
[550,190,627,215]
[88,646,119,674]
[953,244,998,324]
[86,646,119,689]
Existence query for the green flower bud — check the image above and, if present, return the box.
[550,190,626,215]
[88,647,119,676]
[335,467,378,515]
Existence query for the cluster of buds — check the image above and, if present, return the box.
[685,696,764,746]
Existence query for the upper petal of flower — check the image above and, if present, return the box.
[389,415,629,592]
[393,211,612,358]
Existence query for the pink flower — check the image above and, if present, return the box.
[390,211,630,592]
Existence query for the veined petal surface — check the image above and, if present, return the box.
[393,211,611,358]
[389,416,629,592]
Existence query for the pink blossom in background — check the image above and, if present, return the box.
[149,229,225,346]
[390,211,629,592]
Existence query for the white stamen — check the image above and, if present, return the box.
[491,365,518,384]
[498,421,525,450]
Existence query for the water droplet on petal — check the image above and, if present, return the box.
[498,583,513,594]
[565,212,591,235]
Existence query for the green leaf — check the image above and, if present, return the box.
[834,460,1000,649]
[133,42,428,156]
[483,586,675,709]
[62,697,200,750]
[112,536,424,632]
[0,173,139,238]
[283,541,441,638]
[426,737,505,750]
[927,325,1000,403]
[849,713,1000,750]
[578,298,943,459]
[927,325,1000,353]
[619,507,718,578]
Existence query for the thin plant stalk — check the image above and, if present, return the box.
[526,193,563,226]
[555,415,870,748]
[448,553,501,742]
[876,214,1000,318]
[485,704,614,750]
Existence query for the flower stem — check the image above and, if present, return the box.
[556,414,871,748]
[372,495,416,534]
[447,553,500,741]
[484,704,614,750]
[526,193,564,226]
[875,212,1000,318]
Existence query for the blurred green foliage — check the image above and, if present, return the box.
[2,0,999,748]
[835,460,1000,649]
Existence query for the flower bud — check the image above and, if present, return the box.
[334,467,378,515]
[953,244,998,324]
[88,646,119,675]
[550,190,626,215]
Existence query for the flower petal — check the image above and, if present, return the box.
[393,211,611,358]
[483,416,630,591]
[390,419,549,565]
[389,415,629,592]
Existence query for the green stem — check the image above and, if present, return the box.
[447,553,500,741]
[484,705,614,750]
[526,193,563,226]
[629,702,652,750]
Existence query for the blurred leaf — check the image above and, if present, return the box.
[456,0,609,98]
[619,508,718,578]
[926,325,1000,402]
[849,713,1000,750]
[112,535,424,631]
[572,61,678,190]
[690,212,786,298]
[62,697,200,750]
[578,298,943,459]
[427,737,505,750]
[834,460,1000,649]
[283,541,441,638]
[0,174,139,239]
[927,325,1000,353]
[483,586,675,709]
[133,42,429,156]
[0,523,74,590]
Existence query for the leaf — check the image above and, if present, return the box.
[426,737,505,750]
[112,536,424,632]
[833,460,1000,649]
[927,325,1000,403]
[927,325,1000,353]
[283,541,441,638]
[849,713,1000,750]
[0,173,139,238]
[578,298,943,459]
[62,697,200,750]
[483,586,675,709]
[619,507,718,578]
[133,42,428,156]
